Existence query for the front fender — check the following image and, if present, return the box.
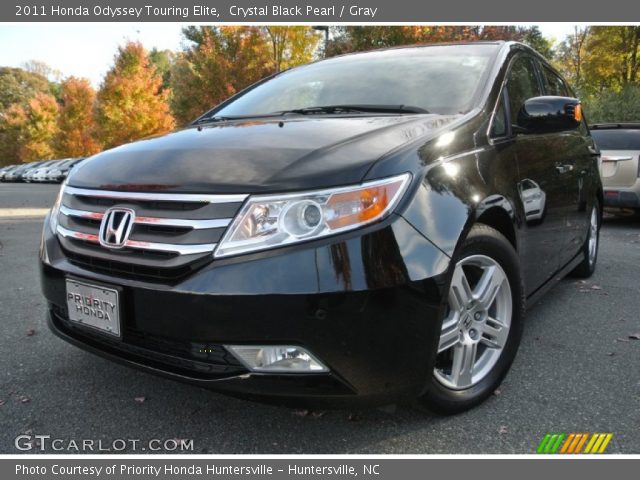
[397,148,520,258]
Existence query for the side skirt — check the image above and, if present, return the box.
[525,253,584,309]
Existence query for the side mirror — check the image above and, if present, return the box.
[517,96,582,133]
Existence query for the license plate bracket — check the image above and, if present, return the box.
[65,279,121,337]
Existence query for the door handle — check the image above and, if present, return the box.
[555,162,574,174]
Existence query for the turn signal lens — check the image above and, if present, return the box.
[214,173,411,258]
[573,104,583,122]
[324,182,403,229]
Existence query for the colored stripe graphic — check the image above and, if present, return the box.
[571,433,589,453]
[537,433,565,454]
[537,433,612,454]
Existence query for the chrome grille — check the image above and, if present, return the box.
[55,186,247,280]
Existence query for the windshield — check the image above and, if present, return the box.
[214,44,499,118]
[592,129,640,150]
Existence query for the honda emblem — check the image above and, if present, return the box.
[99,208,135,249]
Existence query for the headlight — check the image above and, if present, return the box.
[49,180,66,234]
[214,173,411,258]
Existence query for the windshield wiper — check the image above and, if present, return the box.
[277,104,429,115]
[193,112,282,125]
[194,104,428,126]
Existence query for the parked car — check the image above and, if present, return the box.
[518,178,547,222]
[40,42,602,413]
[591,123,640,214]
[0,165,18,181]
[47,158,84,183]
[4,162,41,182]
[25,160,57,183]
[3,165,23,182]
[32,160,64,183]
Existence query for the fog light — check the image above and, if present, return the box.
[226,345,329,373]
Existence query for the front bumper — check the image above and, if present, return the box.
[40,212,451,406]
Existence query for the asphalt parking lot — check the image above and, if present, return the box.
[0,182,638,454]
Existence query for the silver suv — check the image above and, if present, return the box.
[591,123,640,213]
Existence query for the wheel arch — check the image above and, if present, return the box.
[475,204,518,251]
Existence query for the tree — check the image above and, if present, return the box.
[263,27,321,72]
[0,67,56,164]
[22,60,62,82]
[582,26,640,93]
[22,60,63,100]
[57,77,101,158]
[326,26,475,55]
[325,26,553,57]
[585,84,640,122]
[0,67,51,112]
[555,28,591,93]
[96,41,175,148]
[521,26,555,58]
[171,26,273,125]
[149,48,174,91]
[4,92,60,162]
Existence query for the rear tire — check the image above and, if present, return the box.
[570,200,600,278]
[418,224,525,415]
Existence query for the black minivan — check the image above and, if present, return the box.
[40,42,602,413]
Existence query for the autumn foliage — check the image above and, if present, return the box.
[1,25,638,166]
[170,27,274,125]
[96,42,175,148]
[4,92,60,162]
[57,77,101,157]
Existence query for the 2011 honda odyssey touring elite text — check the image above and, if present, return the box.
[40,42,603,413]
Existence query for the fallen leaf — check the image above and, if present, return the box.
[493,389,502,396]
[606,352,615,356]
[26,329,35,337]
[615,338,630,343]
[0,400,5,407]
[134,396,146,404]
[591,285,602,290]
[292,409,309,417]
[499,425,508,434]
[629,333,640,340]
[19,396,30,404]
[311,411,326,418]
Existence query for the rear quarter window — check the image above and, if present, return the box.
[591,129,640,150]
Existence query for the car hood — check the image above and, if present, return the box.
[69,114,460,193]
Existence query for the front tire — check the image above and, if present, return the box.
[418,224,525,414]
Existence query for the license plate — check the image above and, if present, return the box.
[65,279,121,337]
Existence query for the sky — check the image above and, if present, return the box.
[0,23,578,87]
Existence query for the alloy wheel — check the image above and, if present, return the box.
[588,207,598,266]
[435,254,512,390]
